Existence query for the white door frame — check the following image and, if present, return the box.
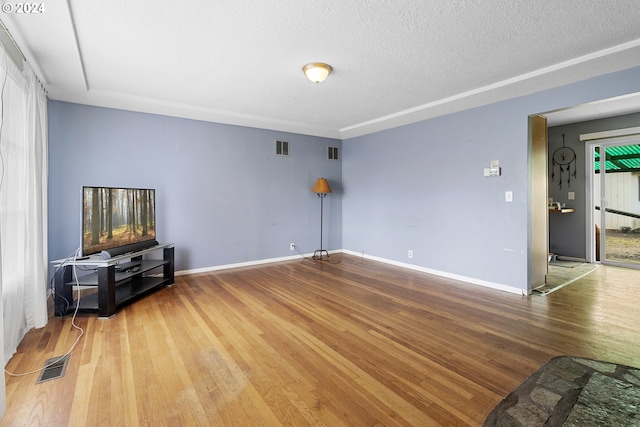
[582,127,640,264]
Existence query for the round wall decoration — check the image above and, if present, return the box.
[551,134,577,188]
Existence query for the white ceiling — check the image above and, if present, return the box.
[2,1,640,139]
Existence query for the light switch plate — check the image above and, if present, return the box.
[505,191,513,202]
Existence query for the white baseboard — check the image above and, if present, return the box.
[342,249,523,295]
[177,249,523,295]
[555,255,586,263]
[175,250,341,276]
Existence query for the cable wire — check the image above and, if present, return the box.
[4,249,85,377]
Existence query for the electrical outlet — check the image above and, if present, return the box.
[408,250,413,259]
[290,243,295,251]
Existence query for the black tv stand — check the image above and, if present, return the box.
[52,243,174,318]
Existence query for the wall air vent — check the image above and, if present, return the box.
[276,140,289,156]
[328,146,339,160]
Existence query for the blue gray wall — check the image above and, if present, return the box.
[342,101,532,290]
[48,102,342,271]
[342,66,640,293]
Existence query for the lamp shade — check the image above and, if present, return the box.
[302,63,332,83]
[312,178,332,194]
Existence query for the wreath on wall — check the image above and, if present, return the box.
[551,134,577,189]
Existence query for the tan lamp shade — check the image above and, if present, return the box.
[312,178,332,194]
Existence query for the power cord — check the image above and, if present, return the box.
[5,249,85,377]
[48,248,81,314]
[49,248,96,315]
[292,244,309,259]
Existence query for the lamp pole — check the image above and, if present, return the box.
[313,193,329,260]
[311,177,332,261]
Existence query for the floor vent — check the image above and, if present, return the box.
[36,355,69,384]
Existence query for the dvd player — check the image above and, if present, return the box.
[115,261,141,272]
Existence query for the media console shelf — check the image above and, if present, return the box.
[52,243,174,318]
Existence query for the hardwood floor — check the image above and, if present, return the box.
[3,254,640,426]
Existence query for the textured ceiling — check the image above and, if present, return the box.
[3,0,640,138]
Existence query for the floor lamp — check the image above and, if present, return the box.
[312,177,332,260]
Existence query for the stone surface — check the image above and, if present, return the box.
[505,401,548,426]
[530,386,562,409]
[563,372,640,426]
[577,358,618,374]
[625,369,640,386]
[483,356,640,427]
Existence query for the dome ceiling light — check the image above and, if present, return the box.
[302,63,332,83]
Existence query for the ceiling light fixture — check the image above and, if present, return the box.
[302,63,332,83]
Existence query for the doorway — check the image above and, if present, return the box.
[585,131,640,268]
[531,96,640,292]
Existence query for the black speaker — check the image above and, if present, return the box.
[100,240,159,259]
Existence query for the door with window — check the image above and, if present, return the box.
[592,139,640,267]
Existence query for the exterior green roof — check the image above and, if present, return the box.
[594,145,640,173]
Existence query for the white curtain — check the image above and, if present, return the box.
[0,49,48,368]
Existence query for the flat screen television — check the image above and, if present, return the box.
[82,186,157,257]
